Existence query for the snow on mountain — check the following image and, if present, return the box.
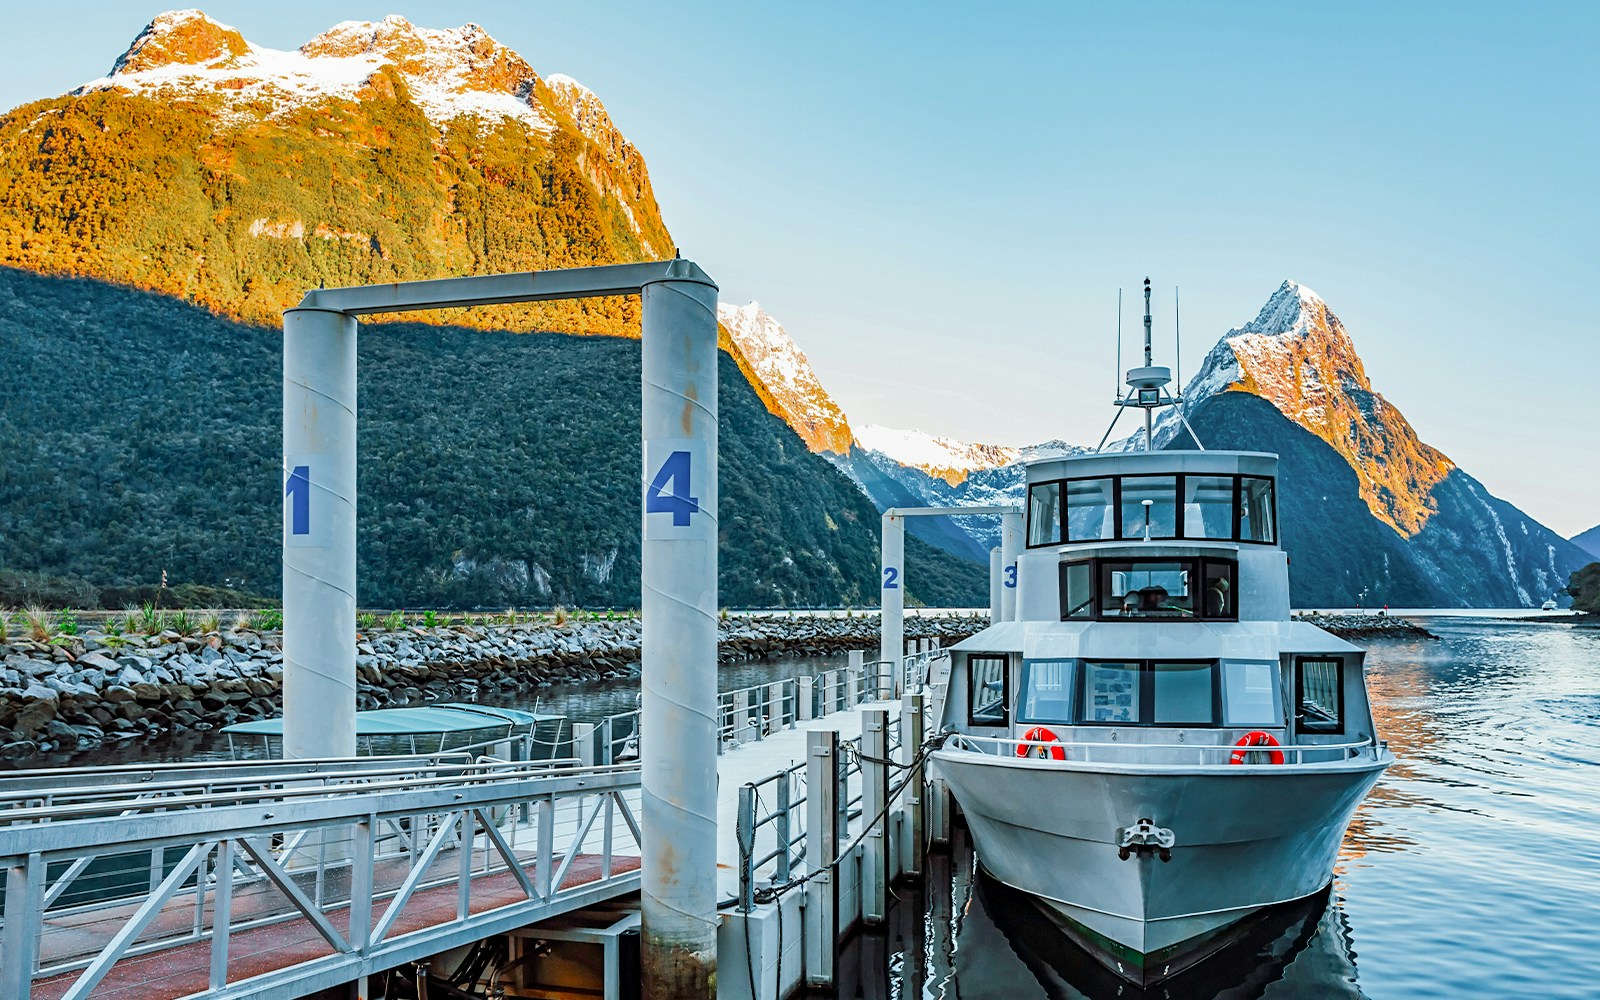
[854,425,1020,486]
[80,10,554,133]
[1147,279,1454,536]
[717,301,853,454]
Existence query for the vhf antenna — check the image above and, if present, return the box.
[1142,277,1154,448]
[1174,285,1182,401]
[1114,288,1123,398]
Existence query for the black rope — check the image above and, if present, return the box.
[751,731,951,906]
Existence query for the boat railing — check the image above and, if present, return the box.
[945,732,1383,765]
[0,759,643,998]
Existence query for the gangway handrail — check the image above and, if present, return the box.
[0,752,478,795]
[0,757,646,999]
[0,760,623,834]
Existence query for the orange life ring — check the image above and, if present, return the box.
[1229,731,1285,765]
[1017,726,1066,760]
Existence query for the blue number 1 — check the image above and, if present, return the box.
[286,465,310,535]
[1004,565,1018,588]
[883,567,900,590]
[646,451,700,526]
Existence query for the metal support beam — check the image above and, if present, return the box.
[805,730,839,987]
[1000,512,1022,622]
[283,259,719,1000]
[988,546,1002,622]
[901,693,926,877]
[281,307,358,760]
[862,709,888,925]
[639,266,720,1000]
[879,513,904,670]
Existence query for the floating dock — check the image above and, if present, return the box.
[0,647,946,999]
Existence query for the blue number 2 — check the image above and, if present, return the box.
[1004,565,1018,588]
[285,465,311,535]
[645,451,700,526]
[883,567,900,590]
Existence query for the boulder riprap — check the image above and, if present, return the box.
[0,613,985,757]
[1296,613,1437,640]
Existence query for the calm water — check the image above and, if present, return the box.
[856,616,1600,1000]
[28,619,1600,996]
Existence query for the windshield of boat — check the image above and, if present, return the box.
[1062,556,1237,621]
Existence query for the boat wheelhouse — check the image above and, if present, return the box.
[928,281,1391,985]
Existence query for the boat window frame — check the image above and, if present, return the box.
[1077,658,1222,728]
[1016,658,1078,726]
[967,653,1010,728]
[1026,473,1278,548]
[1294,656,1345,735]
[1058,556,1239,622]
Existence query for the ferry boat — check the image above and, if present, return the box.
[928,279,1392,984]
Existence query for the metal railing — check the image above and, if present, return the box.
[0,758,644,999]
[945,732,1383,765]
[718,678,800,750]
[734,707,912,912]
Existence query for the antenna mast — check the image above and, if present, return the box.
[1115,289,1123,398]
[1142,278,1154,448]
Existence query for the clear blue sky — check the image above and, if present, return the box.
[4,2,1596,535]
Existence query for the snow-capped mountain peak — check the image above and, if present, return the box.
[854,425,1020,486]
[1162,279,1453,535]
[84,10,553,132]
[718,301,853,455]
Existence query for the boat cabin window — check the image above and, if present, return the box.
[1028,481,1062,545]
[1119,475,1177,540]
[1183,475,1236,539]
[968,655,1009,727]
[1295,657,1344,734]
[1017,659,1075,725]
[1223,660,1281,726]
[1081,660,1219,726]
[1104,560,1193,617]
[1060,557,1238,621]
[1027,473,1278,547]
[1065,478,1115,541]
[1240,476,1277,543]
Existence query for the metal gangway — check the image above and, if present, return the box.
[0,755,643,999]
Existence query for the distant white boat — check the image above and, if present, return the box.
[928,279,1391,984]
[1541,599,1559,611]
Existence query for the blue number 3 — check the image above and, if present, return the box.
[646,451,700,526]
[1004,565,1018,588]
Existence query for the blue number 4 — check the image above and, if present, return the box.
[646,451,700,526]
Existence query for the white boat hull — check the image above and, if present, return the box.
[931,747,1390,983]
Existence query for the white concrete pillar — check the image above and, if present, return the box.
[281,307,358,760]
[1000,512,1022,622]
[639,266,720,999]
[880,513,904,670]
[988,546,1002,622]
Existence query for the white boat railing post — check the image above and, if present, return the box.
[798,676,816,721]
[862,709,889,926]
[805,730,839,987]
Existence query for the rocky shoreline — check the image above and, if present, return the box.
[0,613,986,757]
[1297,613,1438,639]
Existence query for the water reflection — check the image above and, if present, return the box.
[853,825,1367,1000]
